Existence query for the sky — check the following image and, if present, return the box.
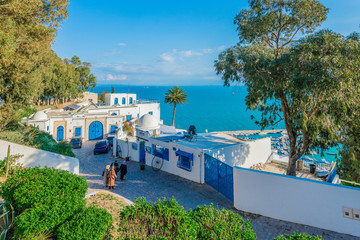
[52,0,360,86]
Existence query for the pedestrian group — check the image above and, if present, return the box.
[102,159,128,190]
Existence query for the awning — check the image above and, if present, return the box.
[175,150,193,161]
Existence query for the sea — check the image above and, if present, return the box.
[93,84,338,163]
[93,85,283,133]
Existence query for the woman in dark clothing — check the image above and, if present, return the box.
[120,160,127,180]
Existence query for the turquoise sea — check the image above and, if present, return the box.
[93,85,284,133]
[93,84,339,163]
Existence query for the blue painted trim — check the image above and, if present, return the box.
[234,166,360,191]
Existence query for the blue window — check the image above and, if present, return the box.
[126,115,132,121]
[47,126,49,131]
[152,144,169,161]
[75,127,81,137]
[148,111,153,115]
[176,150,193,172]
[114,98,118,105]
[137,113,139,118]
[110,125,116,134]
[122,97,126,104]
[129,97,133,104]
[132,143,138,150]
[111,112,117,116]
[122,126,125,131]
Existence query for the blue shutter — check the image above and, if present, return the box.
[75,127,81,137]
[110,125,116,134]
[122,97,126,104]
[129,97,133,104]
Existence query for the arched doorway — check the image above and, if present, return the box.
[57,126,64,141]
[89,121,103,140]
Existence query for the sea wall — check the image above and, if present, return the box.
[234,167,360,237]
[0,140,79,174]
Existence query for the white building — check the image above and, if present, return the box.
[116,114,272,184]
[22,93,160,142]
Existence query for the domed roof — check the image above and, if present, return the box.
[32,111,48,121]
[137,114,159,129]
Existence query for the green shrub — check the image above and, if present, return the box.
[190,204,256,240]
[118,198,256,240]
[0,124,75,157]
[14,199,84,239]
[56,206,113,240]
[274,232,322,240]
[1,166,87,214]
[118,197,197,239]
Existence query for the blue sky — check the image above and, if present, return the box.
[52,0,360,86]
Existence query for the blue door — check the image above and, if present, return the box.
[139,141,145,164]
[122,97,126,104]
[129,97,133,104]
[57,126,64,141]
[89,121,103,140]
[110,125,116,134]
[114,98,118,105]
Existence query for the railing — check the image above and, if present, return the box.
[135,99,160,104]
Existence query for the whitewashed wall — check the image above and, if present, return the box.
[116,136,204,183]
[208,137,271,168]
[0,140,79,174]
[234,167,360,237]
[137,103,161,124]
[148,138,204,183]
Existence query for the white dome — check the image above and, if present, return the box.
[137,114,159,129]
[32,111,48,121]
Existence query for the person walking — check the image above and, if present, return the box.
[107,166,117,190]
[119,159,127,180]
[102,165,110,188]
[110,159,120,179]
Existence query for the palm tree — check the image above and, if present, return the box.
[165,86,187,126]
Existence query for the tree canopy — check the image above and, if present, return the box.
[215,0,360,176]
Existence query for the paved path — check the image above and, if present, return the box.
[75,141,359,240]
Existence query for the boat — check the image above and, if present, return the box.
[326,152,336,155]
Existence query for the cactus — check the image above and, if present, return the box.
[5,145,11,178]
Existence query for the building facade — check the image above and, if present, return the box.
[22,93,160,142]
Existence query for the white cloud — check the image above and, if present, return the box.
[179,50,203,57]
[202,76,218,80]
[106,74,127,81]
[160,52,175,63]
[103,50,121,56]
[201,45,226,54]
[118,42,127,46]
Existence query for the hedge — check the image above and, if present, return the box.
[1,167,113,239]
[1,166,87,214]
[56,206,112,240]
[274,232,322,240]
[190,204,256,239]
[118,197,256,240]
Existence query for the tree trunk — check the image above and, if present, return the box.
[171,104,177,126]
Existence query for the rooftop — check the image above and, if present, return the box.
[156,133,245,150]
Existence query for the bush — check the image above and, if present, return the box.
[190,204,256,240]
[118,197,197,239]
[118,198,256,240]
[56,206,113,240]
[14,199,84,239]
[274,232,322,240]
[1,166,87,214]
[0,124,75,157]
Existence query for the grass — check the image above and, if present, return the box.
[86,192,129,239]
[340,180,360,189]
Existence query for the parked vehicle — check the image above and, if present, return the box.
[70,138,82,149]
[94,140,110,154]
[107,136,115,147]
